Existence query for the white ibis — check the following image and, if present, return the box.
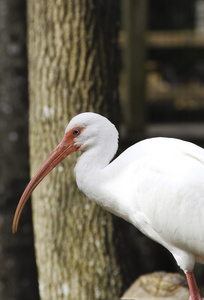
[13,112,204,300]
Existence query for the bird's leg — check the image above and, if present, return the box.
[185,271,202,300]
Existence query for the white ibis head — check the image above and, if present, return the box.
[12,112,118,233]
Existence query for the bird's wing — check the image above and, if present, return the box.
[132,149,204,258]
[107,137,204,257]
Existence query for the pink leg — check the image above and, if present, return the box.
[186,271,202,300]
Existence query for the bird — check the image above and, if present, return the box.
[12,112,204,300]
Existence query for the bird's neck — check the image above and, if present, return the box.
[74,146,134,223]
[74,147,114,203]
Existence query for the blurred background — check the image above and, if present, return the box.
[1,0,204,299]
[121,0,204,138]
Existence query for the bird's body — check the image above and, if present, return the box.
[74,129,204,272]
[13,112,204,300]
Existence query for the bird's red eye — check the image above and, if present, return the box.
[73,129,80,135]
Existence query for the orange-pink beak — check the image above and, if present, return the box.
[12,129,81,234]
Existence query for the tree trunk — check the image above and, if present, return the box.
[122,0,147,133]
[0,0,39,299]
[28,1,123,299]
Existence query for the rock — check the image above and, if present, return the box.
[121,272,189,299]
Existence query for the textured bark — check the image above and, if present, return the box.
[0,0,39,299]
[28,1,123,299]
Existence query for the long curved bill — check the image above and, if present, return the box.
[12,132,79,234]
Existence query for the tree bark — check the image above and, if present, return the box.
[0,0,39,299]
[28,1,123,299]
